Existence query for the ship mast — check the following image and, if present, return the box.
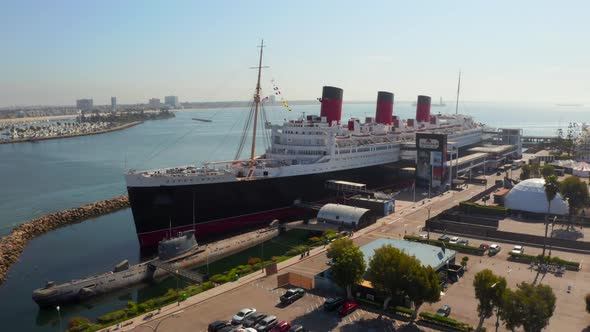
[455,70,461,115]
[250,40,267,163]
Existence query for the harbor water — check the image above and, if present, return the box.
[0,102,588,331]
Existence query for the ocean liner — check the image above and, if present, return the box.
[125,41,484,247]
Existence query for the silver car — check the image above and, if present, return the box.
[231,307,256,325]
[254,315,278,332]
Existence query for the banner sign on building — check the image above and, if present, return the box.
[416,133,447,188]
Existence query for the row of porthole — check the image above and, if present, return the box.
[165,177,222,184]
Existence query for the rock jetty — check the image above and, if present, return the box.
[0,195,130,285]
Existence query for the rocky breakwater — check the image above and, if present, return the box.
[0,195,130,285]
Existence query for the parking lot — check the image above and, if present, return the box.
[145,273,399,332]
[422,231,590,331]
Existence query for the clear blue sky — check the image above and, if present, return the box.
[1,0,589,106]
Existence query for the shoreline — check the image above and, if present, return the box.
[0,114,77,124]
[0,121,142,145]
[0,196,130,286]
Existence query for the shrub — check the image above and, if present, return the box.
[419,311,473,331]
[459,201,508,217]
[394,306,415,318]
[97,310,126,324]
[68,317,91,329]
[309,236,322,243]
[247,257,261,265]
[404,235,485,255]
[508,252,580,270]
[286,245,308,256]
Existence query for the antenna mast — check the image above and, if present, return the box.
[250,40,268,163]
[455,70,461,115]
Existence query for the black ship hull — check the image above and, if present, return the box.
[127,161,412,247]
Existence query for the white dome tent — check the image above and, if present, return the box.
[572,162,590,178]
[504,178,568,215]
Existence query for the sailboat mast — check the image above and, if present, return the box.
[250,40,265,162]
[455,70,461,115]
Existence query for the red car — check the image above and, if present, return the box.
[338,301,359,316]
[270,321,292,332]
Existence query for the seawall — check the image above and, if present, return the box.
[0,195,130,285]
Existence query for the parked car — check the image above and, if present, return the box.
[457,239,469,246]
[436,305,452,317]
[288,325,306,332]
[479,244,490,251]
[324,297,345,311]
[280,288,305,304]
[511,245,524,254]
[438,235,451,242]
[254,315,278,332]
[242,312,267,328]
[208,320,231,332]
[218,326,239,332]
[489,244,501,254]
[232,307,256,325]
[270,321,292,332]
[449,237,460,244]
[338,301,359,316]
[419,233,428,239]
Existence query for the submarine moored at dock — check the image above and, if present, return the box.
[32,228,278,307]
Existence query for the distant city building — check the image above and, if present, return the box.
[164,96,180,108]
[76,99,93,111]
[149,98,161,109]
[111,97,117,112]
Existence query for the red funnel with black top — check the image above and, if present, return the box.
[375,91,394,125]
[320,86,343,126]
[415,95,431,122]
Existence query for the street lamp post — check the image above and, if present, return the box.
[56,306,62,332]
[427,207,431,239]
[175,270,180,306]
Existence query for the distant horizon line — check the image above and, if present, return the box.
[1,99,586,110]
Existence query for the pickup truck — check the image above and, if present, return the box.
[280,288,305,304]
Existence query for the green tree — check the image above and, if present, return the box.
[366,245,407,309]
[473,269,507,331]
[327,238,366,299]
[406,265,440,319]
[460,256,469,269]
[327,237,354,261]
[541,164,555,178]
[543,175,560,256]
[530,161,541,178]
[560,176,590,225]
[520,164,532,180]
[500,283,556,332]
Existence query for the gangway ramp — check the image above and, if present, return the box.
[149,260,204,284]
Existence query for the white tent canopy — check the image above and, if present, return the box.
[505,178,568,215]
[550,159,576,168]
[573,162,590,178]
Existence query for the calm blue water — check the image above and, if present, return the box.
[0,102,588,331]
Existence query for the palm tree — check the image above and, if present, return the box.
[543,175,559,257]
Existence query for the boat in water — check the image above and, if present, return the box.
[125,41,485,247]
[192,118,212,122]
[32,230,200,307]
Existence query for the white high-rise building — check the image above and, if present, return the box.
[149,98,161,109]
[164,96,180,108]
